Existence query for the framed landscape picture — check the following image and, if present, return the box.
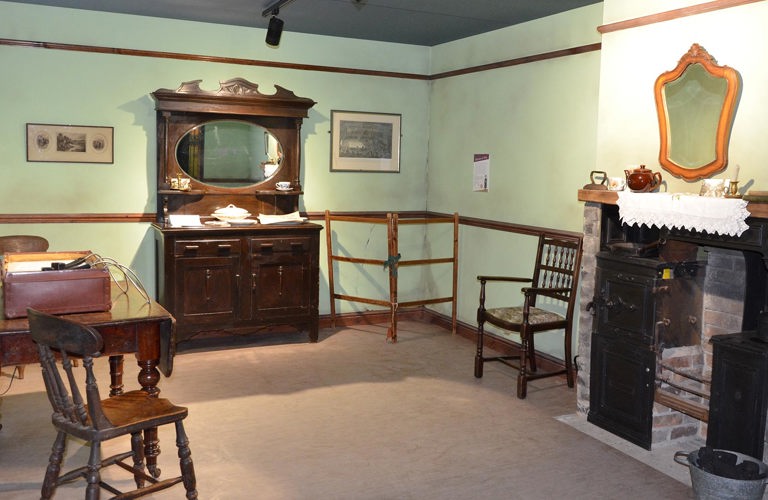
[330,111,401,172]
[26,123,114,164]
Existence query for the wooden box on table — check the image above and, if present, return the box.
[1,251,111,319]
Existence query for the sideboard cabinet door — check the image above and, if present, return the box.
[250,236,314,319]
[173,239,242,338]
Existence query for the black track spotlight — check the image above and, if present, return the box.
[265,12,284,47]
[262,0,296,47]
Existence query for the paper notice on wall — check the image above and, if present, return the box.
[473,154,489,192]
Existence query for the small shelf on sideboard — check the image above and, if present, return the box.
[254,190,304,195]
[158,189,303,196]
[158,189,206,196]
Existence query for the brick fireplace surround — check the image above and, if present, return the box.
[576,190,768,455]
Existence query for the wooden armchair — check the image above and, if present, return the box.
[27,308,198,499]
[0,234,49,254]
[474,233,583,398]
[0,235,49,380]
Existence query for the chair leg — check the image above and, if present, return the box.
[16,365,24,379]
[175,421,198,499]
[474,321,485,378]
[41,431,66,500]
[85,441,102,500]
[131,431,146,489]
[564,326,574,388]
[527,335,537,372]
[517,333,529,399]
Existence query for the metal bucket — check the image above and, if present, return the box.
[675,449,768,500]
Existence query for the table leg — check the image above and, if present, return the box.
[109,355,163,477]
[137,359,161,397]
[137,358,162,476]
[108,355,124,396]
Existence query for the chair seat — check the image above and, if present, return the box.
[485,306,565,328]
[54,390,188,441]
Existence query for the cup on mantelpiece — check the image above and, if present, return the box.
[700,179,727,197]
[178,177,191,191]
[607,177,626,191]
[276,181,292,191]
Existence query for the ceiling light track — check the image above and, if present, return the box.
[261,0,297,18]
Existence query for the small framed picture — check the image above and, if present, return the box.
[26,123,114,164]
[330,111,401,172]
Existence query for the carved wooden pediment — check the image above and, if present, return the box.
[153,77,315,117]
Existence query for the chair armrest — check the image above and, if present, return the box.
[477,276,533,311]
[477,275,532,283]
[521,286,570,296]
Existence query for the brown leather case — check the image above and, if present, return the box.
[1,251,111,319]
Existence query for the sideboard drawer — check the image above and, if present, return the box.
[174,239,241,257]
[250,236,312,254]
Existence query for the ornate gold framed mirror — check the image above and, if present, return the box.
[654,44,741,181]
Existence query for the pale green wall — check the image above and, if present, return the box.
[0,2,431,310]
[426,5,603,353]
[596,0,768,192]
[427,5,602,228]
[428,0,768,356]
[0,1,605,356]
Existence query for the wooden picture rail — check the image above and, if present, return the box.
[324,210,459,343]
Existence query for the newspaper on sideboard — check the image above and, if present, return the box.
[258,211,308,225]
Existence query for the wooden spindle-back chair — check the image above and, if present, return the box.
[474,233,583,398]
[28,308,198,499]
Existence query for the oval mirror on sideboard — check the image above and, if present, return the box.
[654,44,741,181]
[176,120,284,188]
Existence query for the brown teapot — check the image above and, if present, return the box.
[624,165,662,193]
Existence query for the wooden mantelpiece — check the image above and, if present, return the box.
[577,189,619,205]
[578,189,768,218]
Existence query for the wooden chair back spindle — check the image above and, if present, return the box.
[29,310,112,430]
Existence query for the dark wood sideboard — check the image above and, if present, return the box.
[150,78,320,347]
[153,223,321,346]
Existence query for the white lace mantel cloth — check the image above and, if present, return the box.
[616,191,750,237]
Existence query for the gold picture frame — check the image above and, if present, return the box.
[330,111,401,172]
[26,123,114,164]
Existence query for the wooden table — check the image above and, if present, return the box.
[0,281,175,476]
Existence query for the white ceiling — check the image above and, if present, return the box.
[6,0,602,46]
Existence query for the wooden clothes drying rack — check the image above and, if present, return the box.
[324,211,459,342]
